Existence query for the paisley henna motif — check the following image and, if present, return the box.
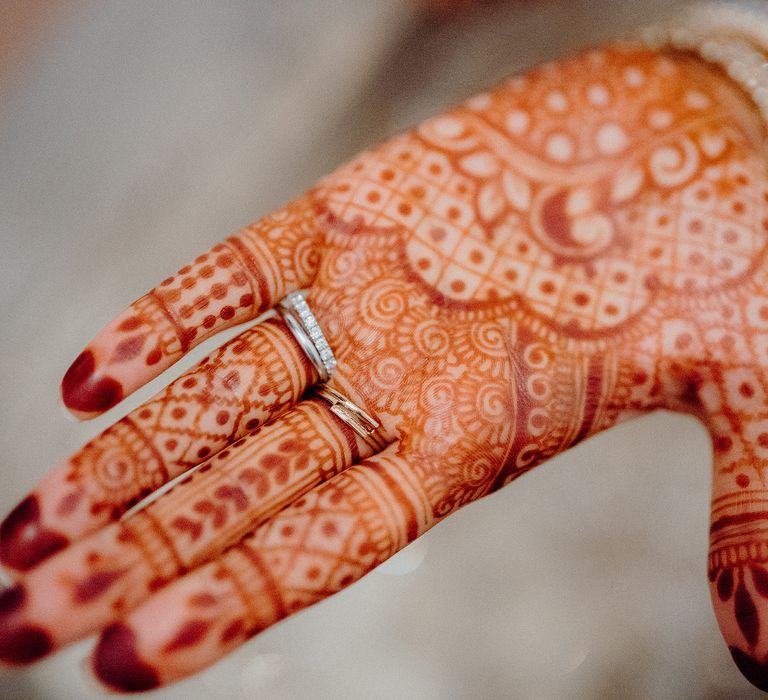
[316,46,768,513]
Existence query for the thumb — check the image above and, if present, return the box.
[707,382,768,692]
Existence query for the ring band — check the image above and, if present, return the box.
[315,385,380,438]
[277,291,337,382]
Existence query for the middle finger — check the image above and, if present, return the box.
[1,316,315,575]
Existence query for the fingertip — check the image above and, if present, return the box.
[730,646,768,692]
[60,349,124,418]
[0,495,69,572]
[92,623,160,693]
[0,625,53,665]
[57,392,85,423]
[0,584,53,666]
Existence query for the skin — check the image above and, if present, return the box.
[1,43,768,692]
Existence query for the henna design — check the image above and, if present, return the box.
[61,349,124,414]
[73,567,129,605]
[59,195,321,418]
[0,400,369,662]
[93,623,160,693]
[304,49,767,520]
[304,47,768,691]
[5,44,768,692]
[0,318,313,571]
[141,398,364,571]
[91,448,430,689]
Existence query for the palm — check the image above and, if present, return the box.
[2,43,768,693]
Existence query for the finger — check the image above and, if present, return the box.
[0,399,379,665]
[60,193,322,419]
[707,419,768,692]
[89,444,435,691]
[1,317,315,574]
[662,287,768,693]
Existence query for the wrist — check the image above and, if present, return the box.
[638,2,768,125]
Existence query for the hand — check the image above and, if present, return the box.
[2,42,768,693]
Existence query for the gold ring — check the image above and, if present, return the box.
[314,385,380,439]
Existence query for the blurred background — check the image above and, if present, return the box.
[1,0,763,698]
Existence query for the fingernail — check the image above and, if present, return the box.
[92,623,160,693]
[0,495,69,571]
[0,624,53,665]
[61,349,123,415]
[730,645,768,692]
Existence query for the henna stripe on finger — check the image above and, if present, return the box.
[140,400,368,570]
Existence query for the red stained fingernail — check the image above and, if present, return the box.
[0,495,68,571]
[61,350,124,414]
[730,646,768,692]
[0,624,53,665]
[93,623,160,693]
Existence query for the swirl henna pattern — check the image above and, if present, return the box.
[2,44,768,693]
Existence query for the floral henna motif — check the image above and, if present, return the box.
[314,48,767,501]
[313,45,768,689]
[5,43,768,692]
[324,48,765,328]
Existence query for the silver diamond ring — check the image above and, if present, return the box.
[277,291,337,382]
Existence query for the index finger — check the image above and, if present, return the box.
[60,193,322,419]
